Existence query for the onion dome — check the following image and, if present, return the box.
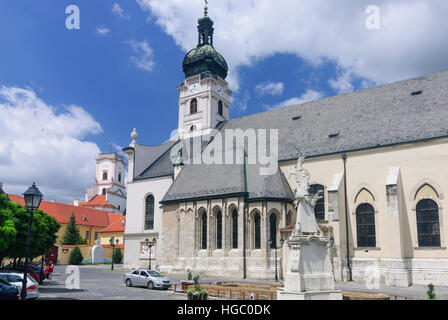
[182,15,228,80]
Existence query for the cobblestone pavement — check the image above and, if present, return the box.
[38,265,448,300]
[38,266,183,300]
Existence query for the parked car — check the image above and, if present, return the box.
[0,272,39,299]
[123,270,172,290]
[4,263,45,284]
[0,279,19,301]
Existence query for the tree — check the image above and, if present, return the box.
[0,195,60,262]
[113,248,123,264]
[0,195,17,258]
[61,213,82,245]
[69,246,83,265]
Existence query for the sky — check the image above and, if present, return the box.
[0,0,447,203]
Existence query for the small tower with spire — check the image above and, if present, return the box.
[178,3,232,138]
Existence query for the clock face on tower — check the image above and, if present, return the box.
[217,87,223,93]
[190,84,198,92]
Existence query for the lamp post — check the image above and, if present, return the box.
[145,238,156,270]
[269,239,279,282]
[21,182,43,300]
[109,236,119,271]
[280,238,284,280]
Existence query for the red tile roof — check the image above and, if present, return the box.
[8,194,112,228]
[99,214,126,233]
[79,195,117,209]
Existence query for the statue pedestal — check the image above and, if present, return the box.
[278,200,343,300]
[277,289,343,300]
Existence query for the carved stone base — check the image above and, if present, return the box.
[277,288,343,300]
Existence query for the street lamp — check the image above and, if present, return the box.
[110,237,119,271]
[280,238,284,281]
[145,238,156,270]
[21,182,43,300]
[269,238,279,282]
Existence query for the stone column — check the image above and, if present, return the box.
[327,172,345,282]
[384,167,411,286]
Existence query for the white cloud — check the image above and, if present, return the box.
[136,0,448,92]
[0,86,102,203]
[255,82,284,96]
[237,90,250,112]
[328,69,355,94]
[126,39,155,71]
[112,3,130,20]
[265,89,324,110]
[96,26,111,36]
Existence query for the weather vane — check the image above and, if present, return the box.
[204,0,208,16]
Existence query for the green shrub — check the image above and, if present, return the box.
[187,288,208,300]
[423,283,439,300]
[69,246,83,265]
[187,275,208,300]
[113,248,123,264]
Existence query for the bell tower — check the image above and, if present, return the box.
[178,6,231,138]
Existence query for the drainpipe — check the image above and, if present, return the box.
[242,154,249,279]
[342,154,353,281]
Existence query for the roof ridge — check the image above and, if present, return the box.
[225,68,448,125]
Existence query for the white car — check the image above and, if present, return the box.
[123,270,172,290]
[0,272,39,300]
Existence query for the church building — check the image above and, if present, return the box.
[81,152,127,213]
[123,8,448,287]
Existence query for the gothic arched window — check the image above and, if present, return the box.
[254,213,261,249]
[216,211,222,249]
[190,98,198,114]
[103,172,108,181]
[309,184,325,221]
[118,173,122,182]
[201,212,207,249]
[232,210,238,249]
[218,100,223,116]
[417,199,441,247]
[102,188,107,196]
[356,203,376,248]
[145,195,155,230]
[269,213,277,248]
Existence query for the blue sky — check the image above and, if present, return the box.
[1,0,447,202]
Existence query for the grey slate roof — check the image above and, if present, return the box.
[132,140,177,179]
[143,69,448,204]
[219,69,448,161]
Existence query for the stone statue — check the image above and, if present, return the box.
[278,156,342,300]
[287,156,310,204]
[91,240,105,264]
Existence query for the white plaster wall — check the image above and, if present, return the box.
[125,177,173,234]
